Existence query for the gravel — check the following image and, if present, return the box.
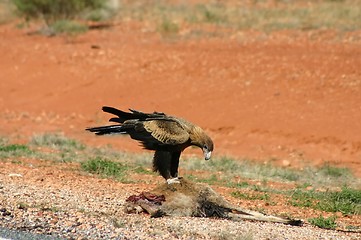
[0,161,360,240]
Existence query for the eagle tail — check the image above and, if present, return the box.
[86,125,126,135]
[102,106,138,123]
[102,106,165,123]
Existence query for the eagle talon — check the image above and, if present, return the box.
[167,177,181,184]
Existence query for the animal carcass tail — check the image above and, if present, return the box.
[228,209,303,226]
[86,125,126,135]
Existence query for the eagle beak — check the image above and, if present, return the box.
[204,150,212,160]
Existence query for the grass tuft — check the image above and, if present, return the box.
[81,157,129,181]
[51,20,88,35]
[116,0,361,35]
[319,163,351,178]
[0,143,34,159]
[289,187,361,215]
[158,18,179,36]
[308,215,337,229]
[31,133,85,150]
[231,191,270,201]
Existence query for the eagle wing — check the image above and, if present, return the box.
[121,118,189,151]
[141,119,189,145]
[86,107,190,149]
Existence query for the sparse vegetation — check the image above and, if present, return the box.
[51,20,88,35]
[0,0,16,24]
[308,215,337,230]
[1,133,360,219]
[117,0,361,35]
[10,0,107,35]
[158,18,179,37]
[2,0,361,38]
[30,133,85,151]
[231,191,270,201]
[11,0,105,25]
[0,143,34,159]
[81,157,129,181]
[30,133,85,162]
[289,187,361,215]
[319,163,352,178]
[183,156,356,188]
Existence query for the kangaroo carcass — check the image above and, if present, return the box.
[125,179,302,226]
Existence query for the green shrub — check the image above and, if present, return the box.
[12,0,105,25]
[0,144,33,159]
[308,215,337,229]
[81,157,129,181]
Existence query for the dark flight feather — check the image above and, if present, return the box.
[86,106,214,182]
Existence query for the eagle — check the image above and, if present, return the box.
[86,106,214,184]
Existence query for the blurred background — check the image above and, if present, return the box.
[0,0,361,176]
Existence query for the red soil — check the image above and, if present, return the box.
[0,21,360,177]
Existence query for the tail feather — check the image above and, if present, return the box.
[87,106,168,136]
[86,125,126,135]
[102,106,166,123]
[102,106,137,123]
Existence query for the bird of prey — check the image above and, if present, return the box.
[86,106,214,184]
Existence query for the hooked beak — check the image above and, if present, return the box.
[204,150,212,160]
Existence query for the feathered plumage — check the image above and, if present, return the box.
[86,106,214,183]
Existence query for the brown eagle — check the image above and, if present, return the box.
[86,106,214,184]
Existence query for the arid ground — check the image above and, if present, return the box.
[0,1,361,238]
[1,22,360,176]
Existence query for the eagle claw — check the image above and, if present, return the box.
[167,177,181,184]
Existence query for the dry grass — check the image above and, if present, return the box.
[116,0,361,33]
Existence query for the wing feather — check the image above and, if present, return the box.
[142,120,189,145]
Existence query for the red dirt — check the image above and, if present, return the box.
[0,21,361,177]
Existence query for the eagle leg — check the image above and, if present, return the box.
[153,151,182,183]
[170,151,181,178]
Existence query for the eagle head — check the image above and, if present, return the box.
[202,135,214,160]
[190,126,214,161]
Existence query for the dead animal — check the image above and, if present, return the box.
[125,179,302,226]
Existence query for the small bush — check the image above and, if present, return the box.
[318,187,361,215]
[0,144,33,159]
[81,157,129,181]
[308,215,337,229]
[12,0,105,25]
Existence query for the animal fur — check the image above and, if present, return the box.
[125,179,303,226]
